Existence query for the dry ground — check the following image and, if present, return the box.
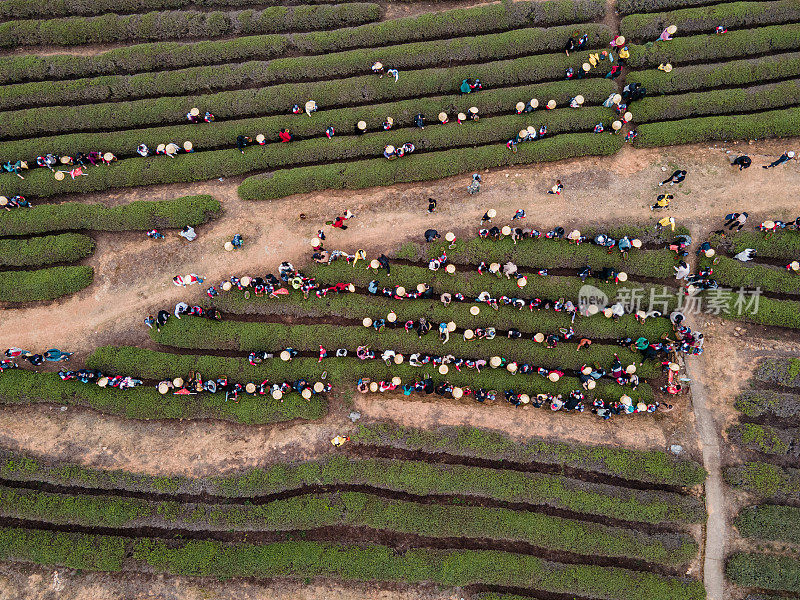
[1,138,799,599]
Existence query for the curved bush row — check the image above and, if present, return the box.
[627,52,800,96]
[735,504,800,544]
[0,50,613,141]
[0,487,697,564]
[694,289,800,329]
[0,196,220,237]
[754,358,800,389]
[239,132,622,200]
[723,462,800,501]
[409,236,676,278]
[727,553,800,594]
[625,24,800,69]
[147,317,660,376]
[353,422,707,487]
[2,106,612,199]
[104,344,654,403]
[729,423,797,456]
[617,0,774,15]
[634,107,800,147]
[632,79,800,124]
[0,368,326,423]
[619,0,800,42]
[0,4,381,48]
[710,230,800,261]
[0,0,604,85]
[0,233,94,267]
[0,265,93,302]
[699,256,800,296]
[1,0,350,20]
[211,288,675,343]
[0,25,612,111]
[736,390,800,421]
[0,528,705,600]
[0,80,614,164]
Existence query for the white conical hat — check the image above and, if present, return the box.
[385,145,395,154]
[369,382,378,392]
[370,259,380,268]
[612,94,622,104]
[363,317,373,327]
[666,24,677,34]
[417,283,427,293]
[626,364,636,374]
[172,377,183,387]
[222,281,232,291]
[517,276,527,288]
[575,95,584,104]
[256,134,266,143]
[486,209,497,218]
[438,112,448,122]
[395,286,406,296]
[583,63,591,71]
[526,126,536,134]
[439,364,449,374]
[246,383,257,394]
[157,144,166,152]
[534,333,545,343]
[470,306,480,315]
[490,356,502,367]
[357,120,367,130]
[314,382,324,392]
[790,261,800,271]
[631,238,642,248]
[348,283,356,292]
[624,111,632,121]
[391,376,401,386]
[620,395,632,406]
[612,121,622,131]
[615,36,625,45]
[183,141,192,151]
[166,143,179,154]
[547,100,556,109]
[704,249,715,257]
[586,380,596,389]
[548,372,560,382]
[501,226,511,236]
[516,102,525,112]
[224,241,234,251]
[618,272,628,281]
[190,107,200,116]
[387,311,397,322]
[305,100,317,111]
[272,389,283,400]
[669,362,680,371]
[603,308,613,318]
[582,366,592,375]
[469,106,478,114]
[240,276,251,286]
[311,237,321,247]
[301,388,312,399]
[446,264,456,274]
[568,229,581,240]
[445,231,456,242]
[280,351,291,361]
[519,394,530,404]
[507,362,518,373]
[587,305,599,315]
[458,113,467,121]
[519,129,528,139]
[158,382,169,394]
[394,354,404,364]
[763,221,775,228]
[447,321,456,332]
[54,171,65,180]
[530,99,539,108]
[452,387,463,399]
[464,329,474,339]
[103,152,114,162]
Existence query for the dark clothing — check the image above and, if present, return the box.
[732,155,751,170]
[424,229,440,242]
[763,153,792,168]
[660,170,686,185]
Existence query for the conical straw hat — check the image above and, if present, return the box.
[438,112,448,122]
[157,144,166,152]
[615,35,625,45]
[618,272,628,281]
[158,382,169,394]
[369,382,378,392]
[519,394,530,404]
[272,389,283,399]
[446,264,456,274]
[790,261,800,271]
[452,387,463,399]
[173,377,183,387]
[631,238,642,248]
[516,102,525,112]
[417,284,427,293]
[240,276,251,286]
[575,95,584,104]
[612,94,622,104]
[568,229,581,239]
[357,121,367,130]
[582,63,591,71]
[637,402,648,412]
[190,107,200,116]
[582,366,592,375]
[548,372,560,382]
[469,106,478,114]
[603,307,613,318]
[626,365,636,374]
[666,24,677,34]
[517,276,527,287]
[534,333,545,343]
[166,143,178,154]
[487,209,497,218]
[470,306,480,315]
[669,362,680,371]
[530,99,539,108]
[389,376,400,387]
[447,321,456,332]
[314,382,324,392]
[620,395,632,406]
[363,317,373,327]
[302,388,312,399]
[587,379,596,389]
[587,304,599,315]
[370,259,380,268]
[60,156,71,164]
[348,283,356,292]
[464,329,474,339]
[439,364,449,374]
[256,134,266,143]
[704,249,715,257]
[224,241,234,251]
[246,382,257,394]
[394,354,404,364]
[501,226,511,235]
[612,121,622,131]
[526,126,536,134]
[280,351,291,361]
[387,311,397,322]
[458,113,466,121]
[507,362,518,372]
[54,171,65,180]
[490,356,502,367]
[104,152,115,161]
[445,232,456,242]
[547,100,556,109]
[183,141,193,151]
[624,111,632,121]
[222,281,232,291]
[395,286,406,296]
[519,129,528,139]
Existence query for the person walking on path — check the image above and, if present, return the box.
[763,151,795,168]
[659,169,686,186]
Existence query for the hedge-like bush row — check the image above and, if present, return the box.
[239,132,623,200]
[211,288,675,343]
[1,0,347,20]
[0,369,326,423]
[2,104,614,199]
[625,24,800,69]
[633,79,800,124]
[0,195,220,237]
[634,107,800,147]
[0,49,613,141]
[698,255,800,297]
[0,80,614,165]
[147,317,659,376]
[0,4,381,47]
[617,0,775,15]
[754,358,800,389]
[735,504,800,544]
[736,390,800,421]
[93,344,655,403]
[405,236,676,278]
[0,265,93,302]
[0,24,612,111]
[0,0,604,85]
[710,230,800,261]
[727,553,800,594]
[729,423,797,456]
[627,52,800,97]
[353,422,707,487]
[693,289,800,329]
[619,0,800,42]
[0,528,705,600]
[0,487,697,564]
[723,462,800,501]
[0,233,94,267]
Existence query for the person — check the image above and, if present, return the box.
[231,234,243,249]
[236,135,251,153]
[278,129,293,142]
[383,116,394,130]
[564,36,575,55]
[425,229,440,242]
[137,144,150,157]
[428,198,437,213]
[332,214,349,229]
[512,209,525,220]
[651,194,672,210]
[658,27,674,41]
[732,155,751,170]
[576,33,588,50]
[325,125,335,139]
[414,114,425,129]
[371,61,384,76]
[386,68,399,82]
[180,226,197,241]
[305,100,317,116]
[734,248,756,262]
[594,122,604,133]
[659,169,686,186]
[204,111,215,122]
[460,79,472,94]
[763,151,795,168]
[657,216,676,232]
[547,180,563,195]
[716,25,727,34]
[43,349,72,362]
[147,229,164,239]
[674,261,690,280]
[438,322,449,344]
[467,173,481,195]
[724,212,747,231]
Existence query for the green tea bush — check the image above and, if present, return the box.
[0,233,94,267]
[633,79,800,123]
[238,133,622,200]
[735,504,800,544]
[0,369,326,423]
[635,107,800,147]
[0,195,220,236]
[0,265,92,302]
[627,52,800,96]
[0,4,381,47]
[617,0,775,14]
[698,255,800,296]
[754,358,800,389]
[710,230,800,261]
[620,1,800,42]
[0,25,611,110]
[727,552,800,594]
[729,423,794,456]
[736,389,800,421]
[724,462,800,500]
